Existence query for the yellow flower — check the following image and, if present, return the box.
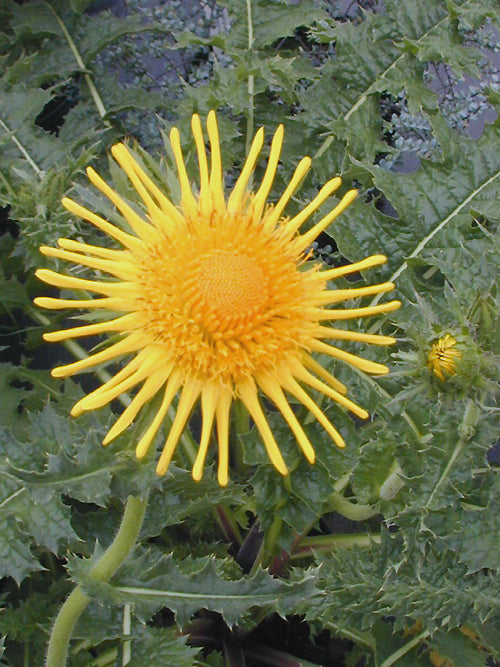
[35,111,400,485]
[428,334,462,381]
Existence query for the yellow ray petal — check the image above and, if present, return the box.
[280,371,346,449]
[191,113,210,213]
[301,355,347,394]
[86,167,158,241]
[57,238,129,261]
[113,144,184,224]
[39,246,137,281]
[314,282,395,306]
[227,127,264,213]
[169,127,198,219]
[252,124,284,221]
[238,377,288,475]
[192,383,219,481]
[44,312,141,343]
[284,177,341,237]
[309,339,389,375]
[295,189,358,250]
[51,332,143,378]
[216,389,232,486]
[34,296,130,311]
[288,361,369,420]
[439,361,456,374]
[35,269,137,298]
[136,370,183,458]
[72,349,150,416]
[257,374,315,463]
[263,156,311,232]
[103,366,172,444]
[111,144,168,224]
[315,300,402,321]
[321,254,387,280]
[207,110,225,212]
[317,326,396,346]
[156,380,202,475]
[72,367,145,415]
[62,198,144,252]
[73,351,165,415]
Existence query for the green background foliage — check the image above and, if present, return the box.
[0,0,499,664]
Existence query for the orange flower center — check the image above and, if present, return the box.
[194,250,269,330]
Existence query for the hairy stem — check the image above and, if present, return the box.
[327,491,377,521]
[45,494,148,667]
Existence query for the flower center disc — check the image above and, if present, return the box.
[196,250,268,329]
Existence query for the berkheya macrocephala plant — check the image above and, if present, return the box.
[36,110,400,666]
[1,0,499,665]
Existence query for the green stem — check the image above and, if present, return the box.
[45,3,110,125]
[380,630,430,667]
[290,532,380,560]
[327,491,377,521]
[264,513,282,567]
[325,623,375,651]
[423,400,477,514]
[0,117,44,178]
[379,461,405,501]
[122,603,132,666]
[46,494,148,667]
[215,504,243,546]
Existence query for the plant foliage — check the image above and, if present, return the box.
[0,0,499,665]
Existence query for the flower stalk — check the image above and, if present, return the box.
[46,494,148,667]
[327,491,377,522]
[290,533,381,560]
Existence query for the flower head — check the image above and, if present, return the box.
[427,334,462,381]
[35,111,400,485]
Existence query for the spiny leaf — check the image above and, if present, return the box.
[5,403,121,506]
[444,476,500,574]
[0,516,42,583]
[141,471,247,539]
[217,0,325,50]
[73,549,319,628]
[126,626,202,667]
[334,122,500,297]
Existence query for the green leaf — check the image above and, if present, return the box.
[141,471,247,538]
[301,0,494,165]
[9,1,62,38]
[243,404,361,551]
[0,365,63,436]
[5,403,121,506]
[427,629,489,667]
[127,626,202,667]
[0,517,42,583]
[74,550,319,628]
[444,477,500,574]
[218,0,326,50]
[334,123,500,298]
[0,589,61,648]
